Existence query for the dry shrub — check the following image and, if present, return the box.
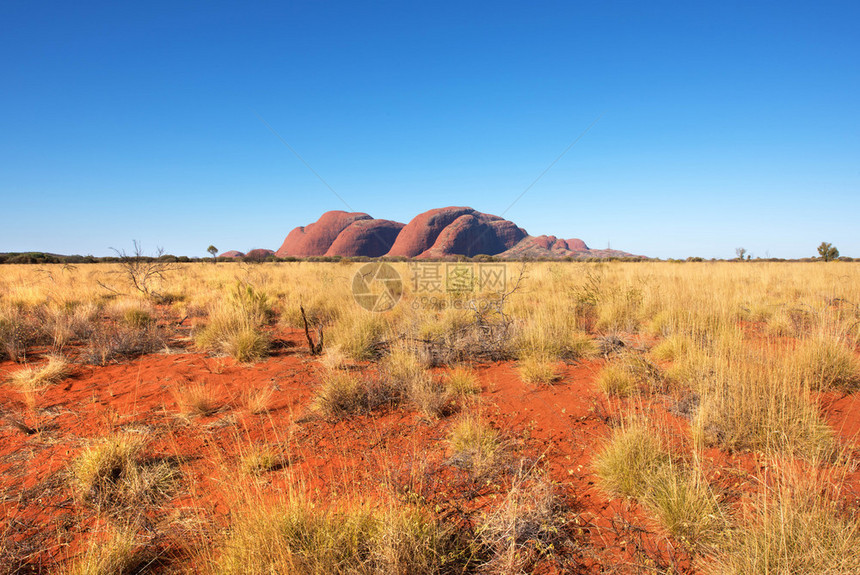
[0,305,41,362]
[312,369,394,416]
[84,317,164,365]
[416,306,514,364]
[478,470,576,572]
[39,302,97,352]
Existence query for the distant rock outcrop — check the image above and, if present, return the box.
[276,211,373,257]
[232,206,640,260]
[388,207,527,258]
[218,250,245,258]
[500,235,636,259]
[244,248,275,261]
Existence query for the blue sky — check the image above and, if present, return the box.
[1,1,857,259]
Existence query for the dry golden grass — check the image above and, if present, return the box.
[705,461,860,574]
[517,354,560,385]
[209,494,473,575]
[8,355,70,392]
[64,526,147,575]
[448,413,502,476]
[444,365,481,397]
[243,385,275,415]
[173,383,219,417]
[71,434,176,509]
[2,260,860,571]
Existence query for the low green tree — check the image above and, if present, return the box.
[207,245,218,263]
[817,242,839,262]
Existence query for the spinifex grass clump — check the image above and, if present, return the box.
[329,308,389,361]
[595,421,670,498]
[597,353,665,397]
[195,283,271,363]
[312,369,397,416]
[689,350,835,459]
[595,420,724,547]
[240,446,284,476]
[173,383,219,417]
[212,497,476,575]
[8,355,70,392]
[515,308,596,361]
[71,434,176,510]
[381,348,450,417]
[792,334,860,391]
[66,527,151,575]
[444,365,481,397]
[448,414,502,477]
[517,354,560,385]
[706,464,860,574]
[596,363,636,397]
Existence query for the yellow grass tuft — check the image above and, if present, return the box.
[8,355,70,392]
[517,354,560,385]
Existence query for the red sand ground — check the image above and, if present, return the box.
[1,322,858,573]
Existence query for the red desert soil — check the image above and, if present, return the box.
[1,327,858,573]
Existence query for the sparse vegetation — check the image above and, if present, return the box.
[0,260,858,574]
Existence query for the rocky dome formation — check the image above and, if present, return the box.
[244,249,275,261]
[218,250,245,258]
[499,235,636,259]
[387,207,527,258]
[325,218,405,257]
[276,211,373,258]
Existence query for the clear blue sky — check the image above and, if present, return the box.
[2,1,857,259]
